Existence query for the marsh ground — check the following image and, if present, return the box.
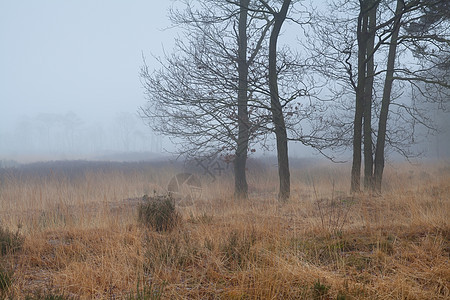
[0,159,448,299]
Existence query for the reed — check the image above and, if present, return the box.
[0,160,448,299]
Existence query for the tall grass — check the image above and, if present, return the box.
[0,160,448,299]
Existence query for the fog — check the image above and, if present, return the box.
[1,1,448,163]
[0,1,175,161]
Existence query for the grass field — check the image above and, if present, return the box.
[0,160,448,299]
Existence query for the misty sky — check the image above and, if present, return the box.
[0,1,175,155]
[0,1,315,160]
[0,0,176,121]
[1,1,447,161]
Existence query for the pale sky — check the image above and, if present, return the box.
[0,1,446,161]
[0,0,174,133]
[0,1,318,160]
[0,1,180,159]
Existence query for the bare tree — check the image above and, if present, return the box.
[373,0,450,193]
[258,0,293,201]
[115,112,138,152]
[140,0,272,199]
[306,0,450,194]
[235,0,251,199]
[351,0,379,192]
[228,0,317,201]
[372,0,404,193]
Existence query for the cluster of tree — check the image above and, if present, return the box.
[140,0,450,200]
[307,0,450,193]
[1,112,163,156]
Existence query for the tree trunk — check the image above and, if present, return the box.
[234,0,250,200]
[267,0,291,202]
[363,1,378,191]
[351,6,369,193]
[374,0,403,194]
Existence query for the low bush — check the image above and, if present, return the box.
[145,229,199,271]
[0,223,24,298]
[24,292,67,300]
[0,223,24,256]
[312,279,330,300]
[126,278,164,300]
[221,228,257,270]
[138,194,180,232]
[0,265,13,296]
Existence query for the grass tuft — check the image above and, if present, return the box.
[24,292,68,300]
[138,194,180,232]
[0,265,13,296]
[312,278,330,299]
[126,277,164,300]
[221,228,257,270]
[0,223,24,256]
[144,229,199,272]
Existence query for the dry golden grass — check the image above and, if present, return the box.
[0,160,449,299]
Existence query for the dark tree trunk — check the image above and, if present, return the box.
[234,0,250,200]
[267,0,291,202]
[351,6,369,193]
[363,1,378,191]
[374,0,403,194]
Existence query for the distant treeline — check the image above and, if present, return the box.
[0,160,178,181]
[0,157,318,182]
[0,160,21,169]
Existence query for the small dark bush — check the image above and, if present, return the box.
[336,293,348,300]
[145,230,198,271]
[0,223,24,256]
[312,279,330,300]
[24,292,68,300]
[221,229,257,270]
[0,266,13,296]
[138,194,180,232]
[126,279,164,300]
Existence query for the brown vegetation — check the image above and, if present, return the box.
[0,160,448,299]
